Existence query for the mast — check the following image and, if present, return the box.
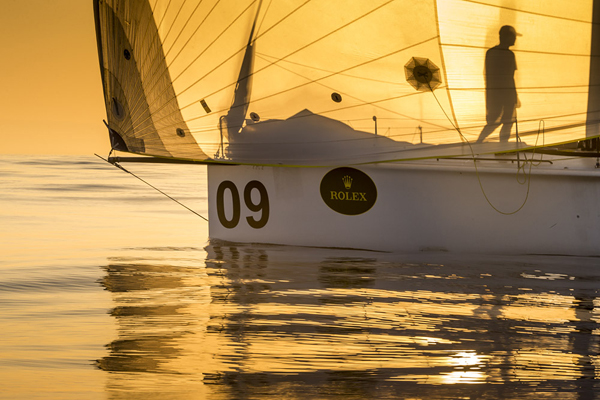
[587,0,600,140]
[224,0,263,139]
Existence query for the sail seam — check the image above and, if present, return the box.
[441,43,596,58]
[433,0,461,135]
[161,0,198,57]
[461,0,595,24]
[166,0,227,71]
[127,0,223,122]
[130,0,396,132]
[179,36,441,123]
[127,0,258,131]
[175,0,394,100]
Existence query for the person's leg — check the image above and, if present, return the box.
[476,123,500,143]
[498,102,516,143]
[476,104,501,143]
[498,121,513,142]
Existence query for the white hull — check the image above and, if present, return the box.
[207,157,600,255]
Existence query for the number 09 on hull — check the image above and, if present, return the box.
[207,162,600,256]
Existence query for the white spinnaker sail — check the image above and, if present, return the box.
[95,0,598,165]
[439,0,595,148]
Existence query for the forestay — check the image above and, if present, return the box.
[94,0,599,166]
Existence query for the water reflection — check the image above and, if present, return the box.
[97,263,192,374]
[98,242,600,398]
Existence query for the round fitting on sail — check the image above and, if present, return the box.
[250,112,260,122]
[176,128,186,137]
[404,57,441,92]
[331,93,342,103]
[123,49,131,60]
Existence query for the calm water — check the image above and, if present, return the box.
[1,155,600,399]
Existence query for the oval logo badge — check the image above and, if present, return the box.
[320,167,377,215]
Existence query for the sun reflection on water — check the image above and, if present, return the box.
[95,243,600,398]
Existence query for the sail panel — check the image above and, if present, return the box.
[439,0,594,148]
[195,0,462,164]
[95,0,209,159]
[96,0,598,165]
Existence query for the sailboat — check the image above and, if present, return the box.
[94,0,600,255]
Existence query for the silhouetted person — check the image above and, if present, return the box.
[477,25,520,143]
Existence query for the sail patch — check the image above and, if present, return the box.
[199,99,211,114]
[404,57,441,92]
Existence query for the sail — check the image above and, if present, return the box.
[95,0,598,165]
[94,0,209,159]
[438,0,596,149]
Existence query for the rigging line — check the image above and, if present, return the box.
[187,87,441,127]
[515,113,528,184]
[180,0,393,98]
[155,0,175,32]
[100,6,113,86]
[129,0,175,84]
[134,0,195,94]
[129,0,252,125]
[162,0,205,59]
[120,25,140,109]
[128,0,223,118]
[120,2,150,97]
[185,90,448,134]
[524,120,546,168]
[185,124,430,143]
[451,86,593,92]
[129,0,313,131]
[257,52,407,85]
[117,1,181,122]
[108,3,147,123]
[172,0,311,83]
[433,0,461,136]
[428,83,534,215]
[255,0,273,38]
[250,49,452,131]
[119,16,198,130]
[513,110,588,122]
[94,153,209,222]
[169,0,253,77]
[441,43,594,58]
[123,0,181,118]
[127,0,253,130]
[108,4,133,114]
[461,0,595,24]
[120,70,167,130]
[132,2,171,84]
[118,71,147,130]
[178,15,422,111]
[196,34,438,109]
[164,1,223,87]
[517,120,587,138]
[163,35,441,131]
[515,115,545,183]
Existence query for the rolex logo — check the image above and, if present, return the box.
[342,175,353,190]
[321,167,377,216]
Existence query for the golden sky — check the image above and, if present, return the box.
[0,0,109,155]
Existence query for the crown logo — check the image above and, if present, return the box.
[342,175,353,190]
